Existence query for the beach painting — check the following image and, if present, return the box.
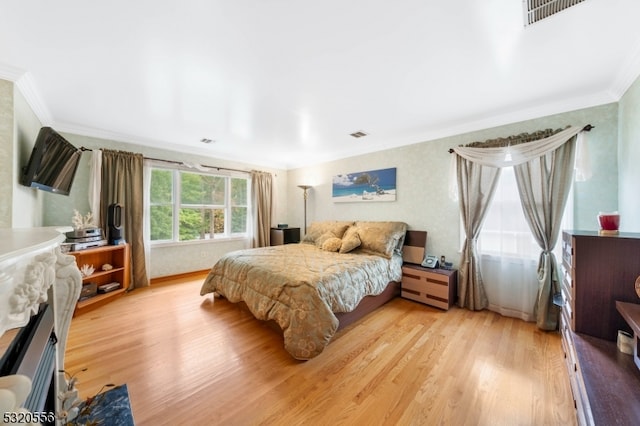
[332,167,397,203]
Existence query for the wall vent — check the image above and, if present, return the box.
[523,0,586,26]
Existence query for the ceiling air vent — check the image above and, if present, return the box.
[524,0,586,26]
[349,131,368,138]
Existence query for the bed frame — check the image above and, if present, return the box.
[334,281,401,330]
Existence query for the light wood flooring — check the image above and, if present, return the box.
[65,275,577,425]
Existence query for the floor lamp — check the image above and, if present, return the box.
[297,185,311,234]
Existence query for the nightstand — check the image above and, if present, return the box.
[401,264,457,310]
[270,227,301,245]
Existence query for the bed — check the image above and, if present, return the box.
[200,220,407,360]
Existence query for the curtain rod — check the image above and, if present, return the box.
[79,146,251,174]
[447,124,594,154]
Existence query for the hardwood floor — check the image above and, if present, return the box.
[65,275,577,425]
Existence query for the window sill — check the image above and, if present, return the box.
[151,236,248,248]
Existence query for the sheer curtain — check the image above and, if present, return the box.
[143,159,152,282]
[88,150,102,225]
[478,167,540,321]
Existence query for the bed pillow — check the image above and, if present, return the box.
[301,221,354,245]
[316,232,337,248]
[321,237,342,252]
[339,226,361,253]
[354,221,408,258]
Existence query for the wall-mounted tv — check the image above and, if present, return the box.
[20,127,82,196]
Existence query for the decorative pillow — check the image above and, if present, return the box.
[315,232,336,248]
[339,226,361,253]
[354,221,408,258]
[321,237,342,252]
[301,221,354,244]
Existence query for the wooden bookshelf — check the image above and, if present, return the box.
[69,243,130,316]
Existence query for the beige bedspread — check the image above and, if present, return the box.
[200,243,403,360]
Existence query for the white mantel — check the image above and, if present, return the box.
[0,227,82,425]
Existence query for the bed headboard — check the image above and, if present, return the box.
[402,230,427,264]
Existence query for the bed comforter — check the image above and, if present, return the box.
[200,243,403,360]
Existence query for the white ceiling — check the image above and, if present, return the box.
[2,0,640,170]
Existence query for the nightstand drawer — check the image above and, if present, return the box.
[401,264,457,310]
[401,288,450,310]
[402,277,449,300]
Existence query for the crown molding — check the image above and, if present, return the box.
[608,40,640,100]
[0,63,54,126]
[14,73,53,126]
[0,62,25,81]
[290,90,619,169]
[53,121,289,170]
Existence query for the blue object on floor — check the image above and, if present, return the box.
[74,384,134,425]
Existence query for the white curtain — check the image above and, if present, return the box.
[478,167,539,321]
[143,160,152,282]
[452,126,582,167]
[88,150,102,225]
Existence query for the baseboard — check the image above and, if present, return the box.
[150,269,210,285]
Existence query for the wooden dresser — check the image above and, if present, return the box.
[561,230,640,340]
[560,230,640,425]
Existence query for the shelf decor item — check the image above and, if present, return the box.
[71,209,96,230]
[79,264,95,277]
[598,211,620,235]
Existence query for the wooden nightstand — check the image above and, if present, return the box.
[270,227,301,245]
[401,264,457,310]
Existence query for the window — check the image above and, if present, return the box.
[476,166,573,320]
[478,167,539,260]
[150,167,249,243]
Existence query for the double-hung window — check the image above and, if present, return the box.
[150,166,249,243]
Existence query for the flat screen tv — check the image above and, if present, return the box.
[20,127,82,196]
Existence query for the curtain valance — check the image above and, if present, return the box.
[451,125,583,167]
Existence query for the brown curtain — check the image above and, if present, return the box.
[251,171,273,248]
[100,149,149,289]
